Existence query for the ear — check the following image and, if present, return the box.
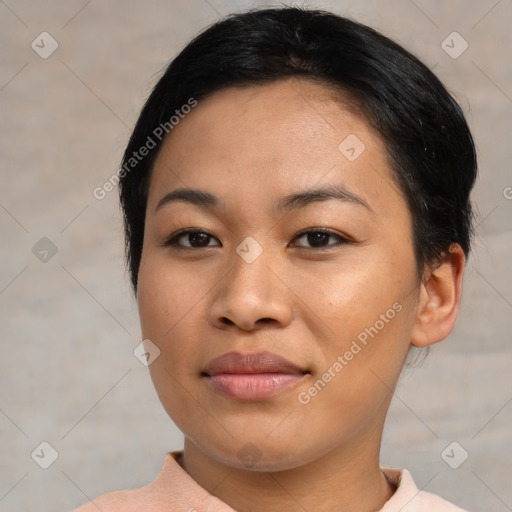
[410,243,465,348]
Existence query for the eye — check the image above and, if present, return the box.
[290,228,351,249]
[163,229,220,249]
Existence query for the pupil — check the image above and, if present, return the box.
[190,232,209,246]
[308,232,328,247]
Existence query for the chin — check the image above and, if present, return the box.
[192,431,326,473]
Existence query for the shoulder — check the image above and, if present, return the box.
[406,490,469,511]
[70,486,157,512]
[70,453,181,512]
[381,468,469,512]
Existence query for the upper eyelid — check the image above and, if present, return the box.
[165,228,220,246]
[293,227,347,238]
[292,229,350,246]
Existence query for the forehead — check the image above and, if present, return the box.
[148,78,405,219]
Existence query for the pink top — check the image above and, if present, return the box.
[72,451,468,511]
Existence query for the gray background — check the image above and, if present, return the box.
[1,1,511,511]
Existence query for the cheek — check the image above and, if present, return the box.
[305,251,417,400]
[137,256,208,400]
[137,253,205,340]
[304,251,413,336]
[137,257,208,430]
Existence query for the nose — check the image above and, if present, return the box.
[208,242,293,332]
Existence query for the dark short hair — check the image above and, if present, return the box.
[119,6,477,294]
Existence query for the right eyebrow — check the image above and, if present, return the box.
[155,188,224,213]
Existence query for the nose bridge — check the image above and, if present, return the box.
[209,235,292,330]
[231,235,271,294]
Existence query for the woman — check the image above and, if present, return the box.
[74,6,476,511]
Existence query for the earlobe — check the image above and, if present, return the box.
[410,244,466,348]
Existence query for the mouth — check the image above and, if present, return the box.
[202,351,310,401]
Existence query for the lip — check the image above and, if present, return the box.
[202,351,309,400]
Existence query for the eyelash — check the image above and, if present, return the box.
[162,228,351,251]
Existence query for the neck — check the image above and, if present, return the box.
[180,426,396,512]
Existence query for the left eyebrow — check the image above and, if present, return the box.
[275,183,374,214]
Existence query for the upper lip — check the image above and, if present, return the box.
[203,351,307,376]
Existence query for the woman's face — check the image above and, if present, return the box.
[137,78,422,470]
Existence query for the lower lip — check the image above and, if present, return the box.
[206,373,306,400]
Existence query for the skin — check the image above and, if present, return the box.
[137,77,465,512]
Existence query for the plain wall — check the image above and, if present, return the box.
[1,1,511,510]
